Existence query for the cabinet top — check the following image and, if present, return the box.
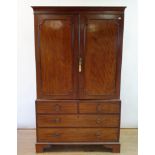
[32,6,126,14]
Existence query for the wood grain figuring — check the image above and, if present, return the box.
[37,128,119,142]
[39,18,73,95]
[36,101,77,114]
[79,101,120,114]
[37,114,119,127]
[36,14,79,99]
[82,18,118,98]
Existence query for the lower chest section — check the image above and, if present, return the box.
[36,100,121,143]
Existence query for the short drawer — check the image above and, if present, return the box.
[79,101,120,114]
[36,101,77,114]
[37,128,118,142]
[37,114,120,127]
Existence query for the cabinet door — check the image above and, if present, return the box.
[35,15,78,99]
[79,14,124,99]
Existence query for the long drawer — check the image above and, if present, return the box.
[36,101,77,114]
[37,114,119,127]
[79,101,120,114]
[37,128,119,142]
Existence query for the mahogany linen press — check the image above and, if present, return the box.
[32,7,126,153]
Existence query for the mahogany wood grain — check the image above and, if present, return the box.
[37,114,119,127]
[34,14,79,99]
[37,128,119,142]
[79,14,123,99]
[40,18,73,95]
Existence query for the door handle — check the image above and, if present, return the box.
[79,57,82,72]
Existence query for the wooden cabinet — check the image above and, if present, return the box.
[32,7,126,153]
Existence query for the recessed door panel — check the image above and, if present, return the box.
[36,15,78,99]
[79,15,123,99]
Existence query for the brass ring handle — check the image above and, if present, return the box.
[52,117,61,123]
[96,118,102,124]
[54,104,61,112]
[95,132,102,138]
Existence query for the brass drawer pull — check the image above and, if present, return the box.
[96,104,103,112]
[95,132,102,138]
[51,118,61,123]
[54,104,61,112]
[51,133,61,138]
[96,118,102,124]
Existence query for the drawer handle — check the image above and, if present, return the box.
[54,104,61,112]
[51,133,61,138]
[96,118,102,124]
[96,104,103,112]
[51,118,61,123]
[95,132,102,138]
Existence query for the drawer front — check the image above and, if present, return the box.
[36,101,77,114]
[37,114,119,127]
[79,101,120,114]
[37,128,118,142]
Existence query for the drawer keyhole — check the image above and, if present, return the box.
[51,133,61,138]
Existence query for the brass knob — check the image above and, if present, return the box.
[118,17,122,20]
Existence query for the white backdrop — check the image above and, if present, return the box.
[18,0,137,128]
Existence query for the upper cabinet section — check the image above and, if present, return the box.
[33,7,125,100]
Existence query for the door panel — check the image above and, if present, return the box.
[79,15,122,99]
[36,15,78,99]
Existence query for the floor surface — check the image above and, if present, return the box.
[17,129,137,155]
